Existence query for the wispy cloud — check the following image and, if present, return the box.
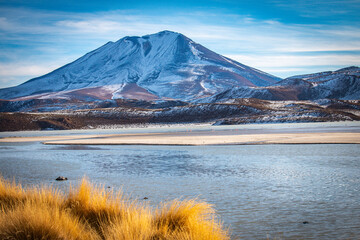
[0,62,60,88]
[228,53,360,76]
[271,0,360,20]
[0,63,55,77]
[0,7,359,88]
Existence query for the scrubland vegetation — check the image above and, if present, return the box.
[0,177,229,240]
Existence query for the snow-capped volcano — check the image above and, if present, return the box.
[0,30,280,101]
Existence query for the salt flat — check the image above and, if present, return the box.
[1,122,360,145]
[40,132,360,145]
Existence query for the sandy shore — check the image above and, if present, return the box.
[1,131,359,145]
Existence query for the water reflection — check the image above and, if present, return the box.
[48,145,106,150]
[89,150,244,177]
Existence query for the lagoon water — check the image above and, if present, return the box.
[1,123,360,239]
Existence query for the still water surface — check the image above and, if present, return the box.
[0,126,359,239]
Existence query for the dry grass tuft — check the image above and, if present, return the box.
[153,200,228,240]
[63,178,127,237]
[0,201,99,240]
[0,176,62,211]
[0,177,229,240]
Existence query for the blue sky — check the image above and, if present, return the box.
[0,0,359,88]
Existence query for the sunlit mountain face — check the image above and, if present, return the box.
[0,31,280,102]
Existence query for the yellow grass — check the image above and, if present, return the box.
[0,177,229,240]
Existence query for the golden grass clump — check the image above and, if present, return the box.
[63,178,128,238]
[0,201,99,240]
[0,177,229,240]
[0,177,62,211]
[153,200,228,240]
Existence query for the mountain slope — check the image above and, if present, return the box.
[286,66,360,82]
[203,66,360,102]
[0,31,280,102]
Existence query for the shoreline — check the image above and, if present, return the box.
[1,131,360,145]
[41,132,360,145]
[1,122,360,145]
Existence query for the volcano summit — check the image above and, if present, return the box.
[0,31,280,102]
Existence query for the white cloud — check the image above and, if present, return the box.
[227,53,360,77]
[0,63,60,77]
[271,0,360,18]
[0,62,63,87]
[227,53,360,67]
